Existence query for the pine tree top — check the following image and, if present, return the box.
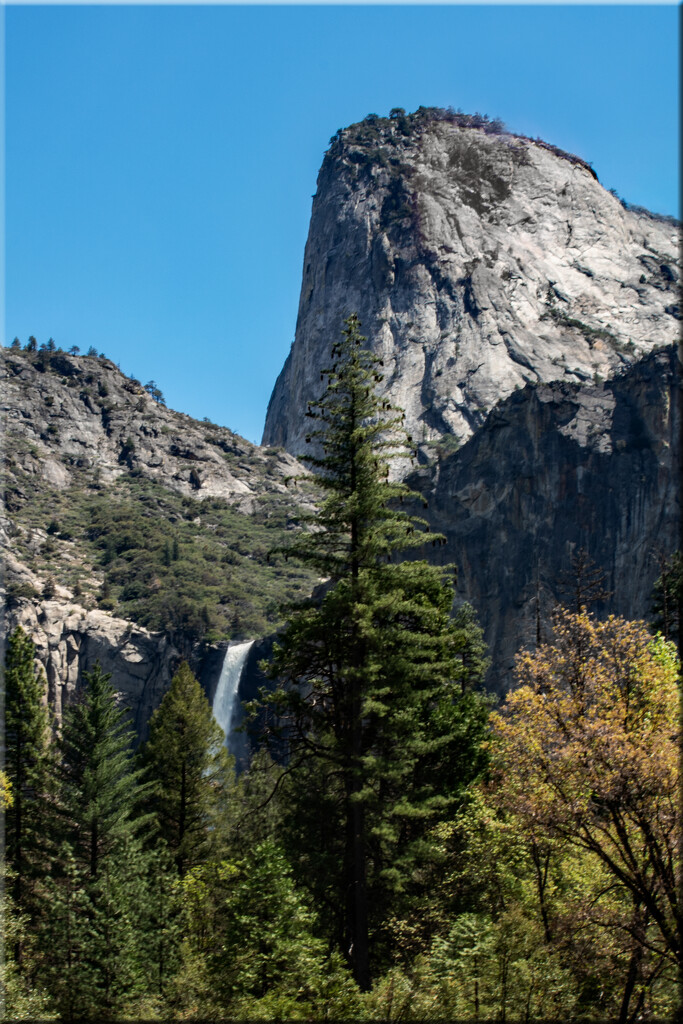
[59,663,151,878]
[141,661,234,874]
[287,314,444,581]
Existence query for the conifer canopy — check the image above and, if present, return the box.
[262,314,490,989]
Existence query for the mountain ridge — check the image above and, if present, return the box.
[3,108,680,732]
[1,345,318,734]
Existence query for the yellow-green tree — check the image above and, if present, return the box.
[0,771,12,810]
[491,610,680,1020]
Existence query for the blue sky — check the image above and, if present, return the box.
[5,5,679,444]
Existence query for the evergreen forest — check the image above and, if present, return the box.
[2,318,681,1022]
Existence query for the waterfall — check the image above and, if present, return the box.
[212,640,255,762]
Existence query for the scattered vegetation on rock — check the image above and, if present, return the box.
[1,344,319,651]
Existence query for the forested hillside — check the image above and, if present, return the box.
[2,106,681,1021]
[1,342,319,729]
[3,320,680,1020]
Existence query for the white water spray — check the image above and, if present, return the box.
[212,640,255,760]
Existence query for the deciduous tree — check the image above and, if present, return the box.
[491,609,680,1020]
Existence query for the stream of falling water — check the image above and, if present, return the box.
[212,640,255,760]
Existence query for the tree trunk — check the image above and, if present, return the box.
[345,787,370,991]
[530,839,553,943]
[618,901,645,1024]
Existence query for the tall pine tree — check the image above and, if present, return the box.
[262,314,490,989]
[140,661,234,876]
[58,664,149,878]
[46,664,152,1019]
[4,627,54,949]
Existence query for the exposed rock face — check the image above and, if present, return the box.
[1,349,312,737]
[1,349,304,511]
[264,111,680,458]
[408,346,680,692]
[3,111,679,732]
[6,598,181,740]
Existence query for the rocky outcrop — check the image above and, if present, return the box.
[3,111,679,731]
[407,346,680,692]
[1,348,313,737]
[264,109,680,459]
[2,348,304,511]
[6,597,181,740]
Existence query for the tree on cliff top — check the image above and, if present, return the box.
[261,314,490,990]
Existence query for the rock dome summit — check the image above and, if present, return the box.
[263,107,679,459]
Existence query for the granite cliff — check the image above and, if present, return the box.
[264,108,679,458]
[263,107,680,689]
[1,347,316,736]
[407,345,680,691]
[3,109,680,735]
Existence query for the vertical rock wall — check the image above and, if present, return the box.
[410,346,680,690]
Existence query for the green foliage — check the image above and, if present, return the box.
[651,549,682,656]
[0,867,56,1020]
[424,432,462,463]
[137,844,185,1004]
[144,379,166,405]
[261,315,491,988]
[541,303,623,350]
[177,842,327,1010]
[220,748,287,858]
[329,106,507,155]
[140,662,234,875]
[58,664,150,877]
[4,627,54,931]
[5,580,40,603]
[8,470,317,646]
[44,664,154,1018]
[4,612,675,1019]
[7,322,676,1017]
[119,436,135,465]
